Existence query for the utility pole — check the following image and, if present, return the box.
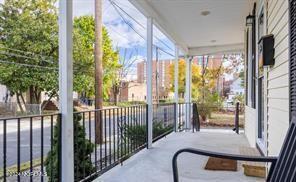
[94,0,103,144]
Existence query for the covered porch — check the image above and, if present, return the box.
[58,0,253,181]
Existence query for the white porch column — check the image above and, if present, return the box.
[146,17,153,148]
[59,0,74,181]
[185,56,192,130]
[174,46,179,131]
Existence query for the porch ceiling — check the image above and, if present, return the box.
[129,0,254,55]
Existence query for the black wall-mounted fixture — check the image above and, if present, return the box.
[246,14,255,26]
[258,34,275,67]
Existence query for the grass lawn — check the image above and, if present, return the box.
[201,111,244,128]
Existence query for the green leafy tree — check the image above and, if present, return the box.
[168,59,202,99]
[73,16,120,100]
[0,0,58,110]
[168,59,223,100]
[45,110,95,181]
[0,2,119,111]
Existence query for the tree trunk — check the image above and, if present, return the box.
[94,0,103,144]
[112,85,119,106]
[36,90,41,104]
[29,86,41,104]
[19,92,26,106]
[29,86,35,104]
[16,93,24,113]
[115,93,119,106]
[33,86,41,104]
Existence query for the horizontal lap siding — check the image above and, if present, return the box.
[267,0,289,156]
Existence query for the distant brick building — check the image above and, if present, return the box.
[137,60,173,100]
[113,56,225,103]
[109,81,147,102]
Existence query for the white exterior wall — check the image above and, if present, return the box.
[245,107,257,147]
[244,0,290,155]
[266,0,289,156]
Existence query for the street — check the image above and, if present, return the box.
[0,107,178,169]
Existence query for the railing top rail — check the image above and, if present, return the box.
[73,104,147,114]
[153,103,176,106]
[0,112,60,120]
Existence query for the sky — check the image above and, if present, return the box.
[0,0,175,80]
[72,0,175,57]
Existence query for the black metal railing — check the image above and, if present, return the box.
[177,102,244,132]
[197,104,244,130]
[75,104,147,181]
[0,102,243,181]
[0,113,61,182]
[152,103,176,142]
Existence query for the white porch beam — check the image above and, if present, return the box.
[128,0,188,54]
[188,43,244,56]
[185,56,192,130]
[59,0,74,181]
[146,17,153,148]
[174,45,179,131]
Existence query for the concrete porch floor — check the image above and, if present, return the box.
[95,130,265,182]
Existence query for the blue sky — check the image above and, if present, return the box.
[72,0,175,59]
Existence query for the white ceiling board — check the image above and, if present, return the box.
[188,43,244,56]
[130,0,253,54]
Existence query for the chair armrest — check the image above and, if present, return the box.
[172,148,277,182]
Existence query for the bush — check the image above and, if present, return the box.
[123,121,173,145]
[197,102,212,121]
[45,110,95,181]
[194,91,224,121]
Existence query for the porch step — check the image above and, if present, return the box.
[239,147,266,178]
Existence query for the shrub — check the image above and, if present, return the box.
[45,110,95,181]
[197,102,212,121]
[123,121,173,146]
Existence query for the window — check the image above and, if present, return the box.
[257,8,265,140]
[245,29,249,105]
[245,5,256,109]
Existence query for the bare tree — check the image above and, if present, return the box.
[111,48,140,105]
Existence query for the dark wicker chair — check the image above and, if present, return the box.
[172,118,296,182]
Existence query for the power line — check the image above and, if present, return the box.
[111,1,146,40]
[0,60,58,70]
[104,23,133,42]
[109,0,175,53]
[155,45,174,57]
[110,0,174,52]
[109,1,174,58]
[0,46,55,60]
[0,51,55,64]
[0,59,95,75]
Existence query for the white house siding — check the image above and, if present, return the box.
[245,106,257,147]
[266,0,289,156]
